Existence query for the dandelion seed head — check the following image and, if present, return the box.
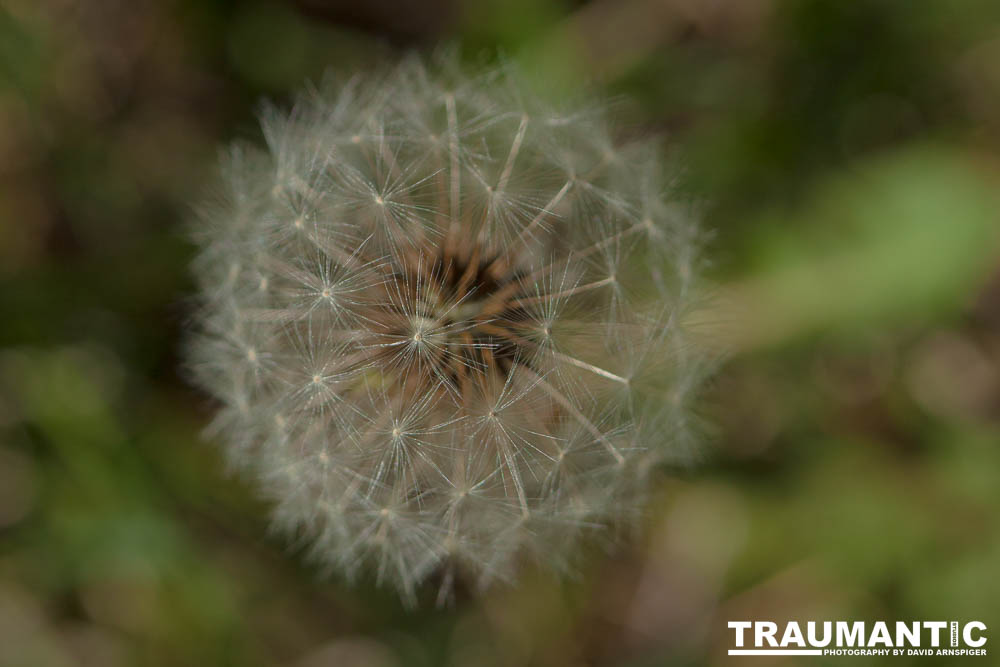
[187,54,708,605]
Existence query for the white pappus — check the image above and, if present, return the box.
[187,54,709,606]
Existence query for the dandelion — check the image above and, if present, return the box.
[188,54,707,605]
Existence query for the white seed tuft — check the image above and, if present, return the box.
[187,54,708,606]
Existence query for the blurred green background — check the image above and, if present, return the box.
[1,0,999,665]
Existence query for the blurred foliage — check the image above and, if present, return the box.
[1,0,999,665]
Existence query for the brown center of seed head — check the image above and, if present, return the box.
[367,238,536,401]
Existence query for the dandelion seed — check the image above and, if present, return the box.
[187,53,708,605]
